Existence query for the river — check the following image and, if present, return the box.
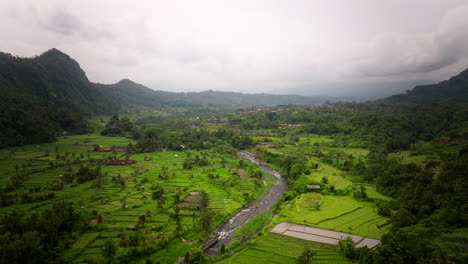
[203,150,288,255]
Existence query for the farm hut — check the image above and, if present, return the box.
[127,225,138,231]
[106,160,136,165]
[307,184,321,190]
[111,146,127,152]
[93,145,104,151]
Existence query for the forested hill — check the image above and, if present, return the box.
[94,79,192,108]
[0,48,340,147]
[0,49,171,147]
[1,48,467,147]
[0,49,108,147]
[385,68,468,104]
[154,90,341,107]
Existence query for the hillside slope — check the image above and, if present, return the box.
[0,49,109,146]
[0,49,342,147]
[386,68,468,104]
[1,48,466,147]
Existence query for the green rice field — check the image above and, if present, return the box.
[0,134,276,263]
[279,194,389,239]
[217,233,351,264]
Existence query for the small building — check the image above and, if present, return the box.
[106,160,136,165]
[111,146,128,152]
[93,145,104,151]
[307,184,321,190]
[127,224,138,231]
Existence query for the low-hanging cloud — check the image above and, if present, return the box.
[1,0,467,97]
[353,6,468,78]
[40,8,82,36]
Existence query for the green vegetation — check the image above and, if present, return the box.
[296,248,316,264]
[0,49,467,263]
[0,133,274,263]
[279,195,388,239]
[0,49,338,148]
[236,212,272,242]
[217,233,351,264]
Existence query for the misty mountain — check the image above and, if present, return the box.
[386,68,468,104]
[0,49,338,146]
[0,48,467,147]
[273,79,435,101]
[162,90,341,107]
[94,79,192,108]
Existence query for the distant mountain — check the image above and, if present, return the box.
[162,90,340,107]
[0,48,339,147]
[4,48,464,147]
[94,79,192,108]
[386,68,468,104]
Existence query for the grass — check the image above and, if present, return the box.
[217,233,351,264]
[298,135,335,146]
[280,195,361,225]
[318,206,389,238]
[279,194,388,239]
[0,133,135,186]
[72,232,100,248]
[252,131,390,239]
[365,185,392,201]
[0,133,276,263]
[2,130,392,262]
[305,160,352,190]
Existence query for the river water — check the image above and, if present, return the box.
[203,150,288,255]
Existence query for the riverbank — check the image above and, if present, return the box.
[203,150,289,255]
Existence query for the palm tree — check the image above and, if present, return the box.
[296,248,316,264]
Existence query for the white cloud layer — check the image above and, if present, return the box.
[1,0,467,97]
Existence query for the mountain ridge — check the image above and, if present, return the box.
[0,48,467,147]
[385,68,468,104]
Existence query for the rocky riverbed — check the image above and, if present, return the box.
[203,150,288,255]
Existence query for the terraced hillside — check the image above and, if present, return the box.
[217,233,351,264]
[0,134,276,263]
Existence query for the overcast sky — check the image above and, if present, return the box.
[1,0,468,97]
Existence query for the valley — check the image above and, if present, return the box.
[0,50,466,264]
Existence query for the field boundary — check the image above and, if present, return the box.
[271,222,381,248]
[315,206,363,224]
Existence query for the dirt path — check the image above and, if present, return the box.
[271,222,381,248]
[203,150,288,255]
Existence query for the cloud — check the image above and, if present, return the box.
[40,8,82,36]
[1,0,467,97]
[351,6,468,78]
